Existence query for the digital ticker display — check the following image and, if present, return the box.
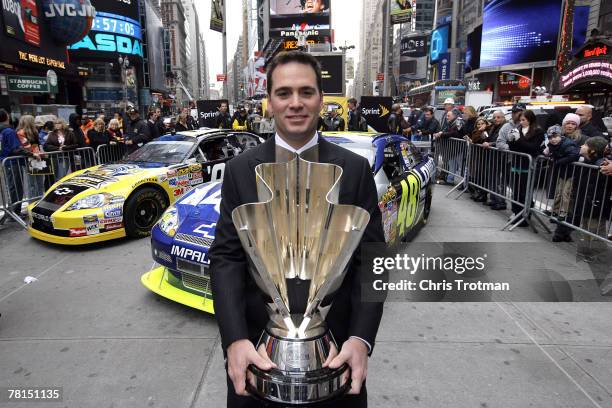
[90,12,142,41]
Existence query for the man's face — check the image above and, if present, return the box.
[348,102,356,111]
[446,111,455,121]
[220,103,228,113]
[424,111,433,120]
[268,61,323,143]
[444,103,453,112]
[512,111,522,122]
[493,112,505,125]
[576,107,591,123]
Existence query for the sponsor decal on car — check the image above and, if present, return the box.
[100,217,123,225]
[104,206,123,219]
[31,212,50,222]
[83,215,100,235]
[173,187,184,197]
[158,174,168,183]
[104,222,123,230]
[69,228,87,237]
[171,245,207,263]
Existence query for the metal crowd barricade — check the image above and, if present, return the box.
[531,156,611,244]
[96,143,129,164]
[432,137,470,197]
[467,144,536,231]
[0,147,96,228]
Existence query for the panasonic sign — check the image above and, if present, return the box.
[280,29,319,38]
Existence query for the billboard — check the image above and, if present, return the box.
[269,0,330,16]
[465,25,482,73]
[1,0,40,46]
[360,96,393,133]
[430,24,449,64]
[481,0,562,68]
[197,99,229,128]
[401,35,427,58]
[400,34,428,84]
[69,0,143,61]
[572,6,589,54]
[314,54,344,95]
[210,0,223,33]
[390,0,415,25]
[245,52,267,97]
[145,0,165,91]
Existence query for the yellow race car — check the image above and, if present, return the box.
[28,130,263,245]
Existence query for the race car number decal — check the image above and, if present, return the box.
[397,172,421,236]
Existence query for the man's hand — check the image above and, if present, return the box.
[226,339,276,396]
[601,160,612,176]
[325,337,369,395]
[125,140,133,145]
[482,142,491,148]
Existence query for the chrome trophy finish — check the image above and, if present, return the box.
[231,154,370,405]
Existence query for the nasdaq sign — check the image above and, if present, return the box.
[69,32,142,57]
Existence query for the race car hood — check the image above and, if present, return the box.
[37,163,164,211]
[173,182,222,236]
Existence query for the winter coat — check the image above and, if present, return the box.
[347,109,368,131]
[563,129,587,146]
[568,156,611,226]
[579,121,604,139]
[439,117,463,139]
[88,129,111,151]
[125,118,152,149]
[496,121,519,151]
[215,112,232,129]
[44,129,79,152]
[147,120,160,140]
[487,123,505,144]
[548,137,580,180]
[69,113,87,148]
[174,122,189,132]
[0,124,24,159]
[508,126,545,171]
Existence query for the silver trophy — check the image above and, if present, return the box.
[231,154,370,405]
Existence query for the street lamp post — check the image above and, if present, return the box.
[118,55,130,110]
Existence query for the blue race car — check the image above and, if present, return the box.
[141,132,436,313]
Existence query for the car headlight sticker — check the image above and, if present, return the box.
[65,193,115,211]
[158,207,179,237]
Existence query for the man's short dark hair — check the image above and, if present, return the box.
[266,51,322,95]
[43,120,55,130]
[423,107,434,114]
[348,98,358,105]
[0,109,9,123]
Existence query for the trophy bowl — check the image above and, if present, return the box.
[232,155,370,405]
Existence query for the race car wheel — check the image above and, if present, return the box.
[422,185,432,224]
[124,187,168,238]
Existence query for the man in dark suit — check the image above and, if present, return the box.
[209,51,385,407]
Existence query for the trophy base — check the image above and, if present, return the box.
[246,329,350,406]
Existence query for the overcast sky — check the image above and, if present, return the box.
[195,0,361,90]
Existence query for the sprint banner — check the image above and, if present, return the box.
[359,96,393,133]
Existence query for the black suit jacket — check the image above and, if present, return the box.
[209,136,385,353]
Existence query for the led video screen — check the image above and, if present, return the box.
[269,0,330,16]
[465,25,482,73]
[481,0,562,68]
[430,24,449,63]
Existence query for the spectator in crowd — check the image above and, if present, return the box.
[575,106,604,138]
[80,114,94,143]
[460,106,478,138]
[433,109,464,184]
[16,115,44,200]
[124,107,151,153]
[38,121,54,146]
[107,118,123,143]
[146,110,161,140]
[0,109,26,212]
[69,113,87,148]
[320,109,345,131]
[215,102,232,129]
[543,125,580,231]
[113,112,124,132]
[347,98,368,131]
[481,111,509,210]
[247,104,263,133]
[88,118,111,151]
[153,107,165,136]
[388,104,407,134]
[552,137,610,252]
[496,104,525,151]
[44,118,78,180]
[411,106,440,141]
[439,98,455,130]
[465,117,490,202]
[507,109,545,227]
[174,113,190,132]
[232,106,249,131]
[183,107,197,130]
[562,113,587,146]
[406,104,423,129]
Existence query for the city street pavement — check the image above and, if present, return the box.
[1,185,611,407]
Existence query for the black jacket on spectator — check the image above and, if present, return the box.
[460,117,477,138]
[387,112,406,134]
[579,121,604,138]
[407,109,423,128]
[69,113,86,148]
[548,137,580,180]
[439,117,462,139]
[148,120,161,140]
[412,116,440,136]
[487,123,504,144]
[567,156,611,226]
[186,114,197,130]
[215,112,232,129]
[44,129,79,152]
[347,109,368,131]
[88,129,111,151]
[125,118,152,152]
[154,118,165,136]
[321,115,345,131]
[175,122,189,132]
[509,127,545,170]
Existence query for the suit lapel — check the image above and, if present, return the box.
[317,135,345,167]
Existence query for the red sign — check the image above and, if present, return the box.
[518,77,531,89]
[216,74,227,82]
[376,73,384,81]
[583,45,608,58]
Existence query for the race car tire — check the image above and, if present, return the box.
[422,185,432,224]
[124,187,168,238]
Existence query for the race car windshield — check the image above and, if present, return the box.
[123,141,195,165]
